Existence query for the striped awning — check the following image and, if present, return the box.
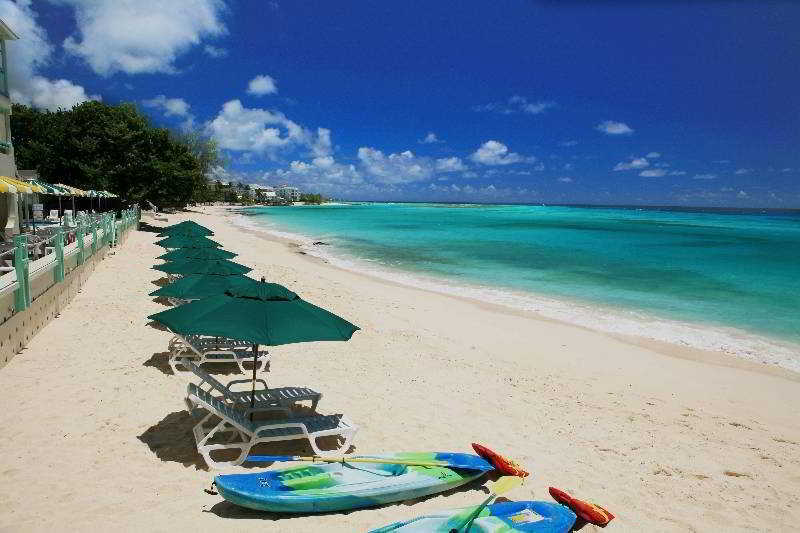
[0,176,40,193]
[0,178,16,194]
[54,183,89,196]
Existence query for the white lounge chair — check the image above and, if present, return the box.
[185,383,357,469]
[168,333,270,374]
[47,210,60,223]
[180,357,321,412]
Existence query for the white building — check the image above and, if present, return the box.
[276,185,301,202]
[251,186,277,201]
[0,18,20,238]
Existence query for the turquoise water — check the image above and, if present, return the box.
[242,203,800,352]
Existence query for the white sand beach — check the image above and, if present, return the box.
[1,205,798,532]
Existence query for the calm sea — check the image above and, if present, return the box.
[240,203,800,370]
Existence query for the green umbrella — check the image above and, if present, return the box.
[149,274,286,301]
[153,258,252,276]
[157,247,237,261]
[148,281,359,410]
[158,220,214,237]
[155,235,222,249]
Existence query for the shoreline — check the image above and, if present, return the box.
[231,206,800,380]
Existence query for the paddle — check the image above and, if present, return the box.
[243,452,496,472]
[449,476,524,532]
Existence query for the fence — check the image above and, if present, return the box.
[0,207,140,367]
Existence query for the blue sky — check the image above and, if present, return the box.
[1,0,798,206]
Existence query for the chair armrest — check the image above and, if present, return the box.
[227,378,268,392]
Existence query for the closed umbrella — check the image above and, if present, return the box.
[148,280,359,411]
[157,247,237,261]
[155,235,222,249]
[153,258,251,276]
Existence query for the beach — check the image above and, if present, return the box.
[1,205,799,532]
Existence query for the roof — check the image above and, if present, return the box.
[0,18,19,41]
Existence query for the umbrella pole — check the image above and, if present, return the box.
[250,343,259,421]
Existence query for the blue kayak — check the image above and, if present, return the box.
[214,452,492,513]
[369,500,577,532]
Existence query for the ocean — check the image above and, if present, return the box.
[238,203,800,371]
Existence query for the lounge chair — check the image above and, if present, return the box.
[47,210,60,223]
[185,383,357,468]
[168,332,270,374]
[180,356,321,412]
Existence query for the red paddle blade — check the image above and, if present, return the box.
[471,443,530,477]
[549,487,615,526]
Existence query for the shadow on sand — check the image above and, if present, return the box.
[143,351,246,376]
[138,221,166,234]
[138,409,357,473]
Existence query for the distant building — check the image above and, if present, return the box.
[276,185,301,202]
[252,186,277,202]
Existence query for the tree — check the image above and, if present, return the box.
[11,101,223,208]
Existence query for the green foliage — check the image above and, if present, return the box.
[11,101,224,208]
[299,193,325,204]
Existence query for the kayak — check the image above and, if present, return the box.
[369,500,577,532]
[214,452,492,513]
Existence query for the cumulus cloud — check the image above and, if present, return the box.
[435,157,466,172]
[737,190,749,198]
[419,132,441,144]
[693,173,718,180]
[669,170,687,176]
[357,147,435,184]
[639,169,667,177]
[734,168,752,175]
[558,177,573,183]
[646,152,661,158]
[204,99,325,159]
[142,94,195,130]
[0,0,98,110]
[595,120,634,135]
[613,157,649,171]
[59,0,227,76]
[473,95,556,115]
[470,140,527,165]
[204,44,228,58]
[247,74,278,96]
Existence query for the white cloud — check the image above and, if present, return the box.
[669,170,687,176]
[734,168,752,175]
[357,147,435,184]
[474,95,556,115]
[142,94,195,130]
[204,99,324,158]
[558,177,573,183]
[646,152,661,158]
[560,140,578,147]
[311,127,332,157]
[595,120,634,135]
[0,0,98,110]
[713,159,731,164]
[639,169,667,177]
[613,157,649,171]
[247,74,278,96]
[470,140,526,165]
[737,190,749,198]
[204,44,228,58]
[435,157,466,172]
[59,0,227,76]
[781,168,793,173]
[693,173,717,180]
[419,132,441,144]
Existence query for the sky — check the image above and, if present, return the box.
[0,0,798,207]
